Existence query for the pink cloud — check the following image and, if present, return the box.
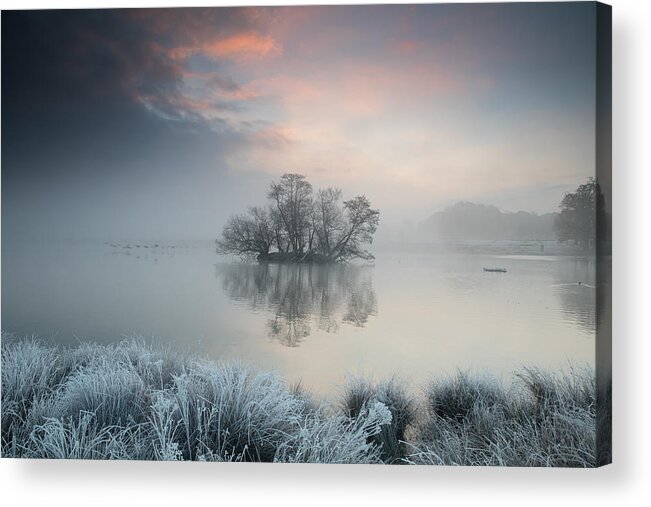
[390,39,421,55]
[261,76,323,103]
[249,125,295,148]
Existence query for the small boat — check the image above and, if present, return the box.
[483,267,507,273]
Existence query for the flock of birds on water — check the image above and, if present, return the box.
[102,241,595,289]
[105,242,176,250]
[104,242,191,262]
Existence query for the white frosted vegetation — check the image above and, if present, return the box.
[1,336,599,466]
[406,367,598,466]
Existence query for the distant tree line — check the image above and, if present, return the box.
[217,174,380,263]
[418,179,610,252]
[420,202,557,241]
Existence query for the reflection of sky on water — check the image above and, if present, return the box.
[2,240,598,396]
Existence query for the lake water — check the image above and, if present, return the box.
[2,240,597,397]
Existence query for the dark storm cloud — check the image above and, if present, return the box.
[2,10,184,180]
[3,11,179,109]
[1,9,262,140]
[1,9,272,241]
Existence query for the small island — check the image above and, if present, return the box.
[216,173,380,263]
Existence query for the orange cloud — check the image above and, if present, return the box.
[204,32,282,60]
[170,32,282,62]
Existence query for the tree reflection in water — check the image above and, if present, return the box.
[216,263,378,346]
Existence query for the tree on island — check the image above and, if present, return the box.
[217,173,380,262]
[554,177,607,250]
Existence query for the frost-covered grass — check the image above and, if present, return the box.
[1,336,601,466]
[342,376,417,463]
[406,367,598,467]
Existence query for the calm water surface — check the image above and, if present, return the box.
[2,240,597,397]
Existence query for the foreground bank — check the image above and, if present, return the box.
[1,337,602,466]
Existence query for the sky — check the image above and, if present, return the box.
[2,3,598,241]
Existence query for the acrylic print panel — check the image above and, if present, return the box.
[1,2,611,466]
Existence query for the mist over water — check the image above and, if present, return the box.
[2,239,597,397]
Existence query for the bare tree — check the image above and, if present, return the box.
[269,206,289,254]
[218,174,380,262]
[332,196,380,261]
[216,206,275,257]
[314,187,344,257]
[268,174,314,255]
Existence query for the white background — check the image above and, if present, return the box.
[0,0,648,505]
